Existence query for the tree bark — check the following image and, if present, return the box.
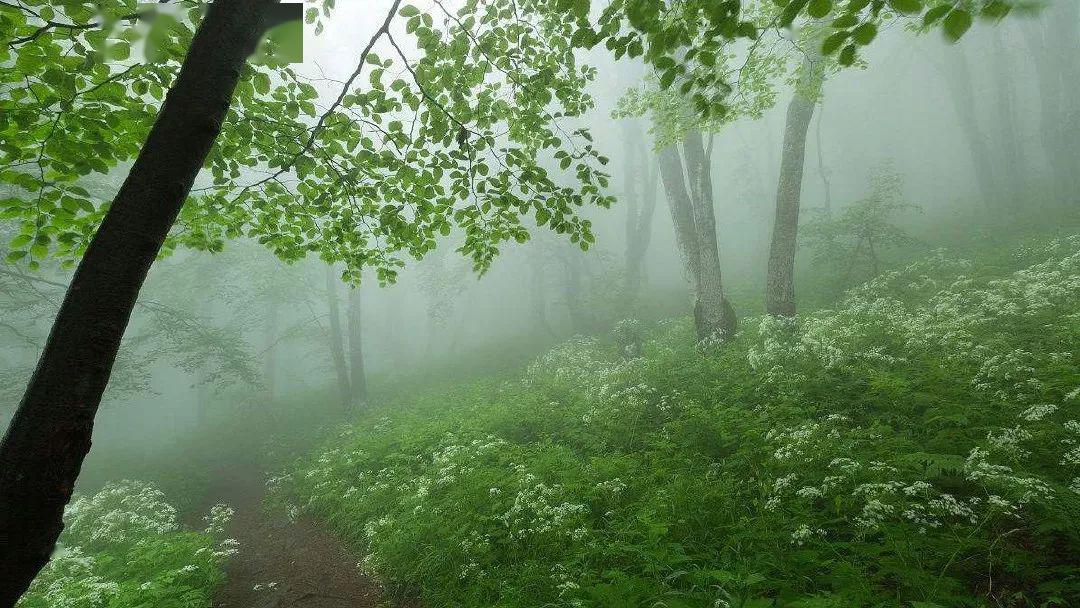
[989,30,1024,205]
[346,287,367,408]
[621,122,658,305]
[765,54,820,317]
[0,2,280,604]
[940,42,1005,213]
[1020,5,1080,204]
[264,297,279,402]
[561,247,591,334]
[528,250,555,337]
[658,130,735,342]
[324,266,352,413]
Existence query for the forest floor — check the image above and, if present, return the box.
[201,461,385,608]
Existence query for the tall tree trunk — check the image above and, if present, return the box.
[263,297,279,402]
[0,3,279,604]
[195,299,214,429]
[562,248,591,334]
[1050,0,1080,198]
[1021,3,1080,204]
[528,250,555,337]
[621,122,658,305]
[814,102,832,217]
[990,30,1025,206]
[940,42,1005,213]
[765,53,821,317]
[324,266,352,412]
[658,130,735,342]
[346,287,367,408]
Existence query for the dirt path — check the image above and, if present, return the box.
[203,465,385,608]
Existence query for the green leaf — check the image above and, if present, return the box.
[886,0,922,15]
[780,0,811,27]
[822,31,849,55]
[922,4,951,26]
[254,72,271,95]
[942,9,972,41]
[838,43,857,66]
[659,67,677,90]
[399,4,420,17]
[107,41,131,61]
[831,13,858,28]
[852,22,877,44]
[808,0,833,19]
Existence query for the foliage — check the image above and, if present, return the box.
[0,0,1028,285]
[0,0,612,284]
[581,0,1024,123]
[16,481,235,608]
[0,237,262,406]
[281,236,1080,607]
[802,167,921,289]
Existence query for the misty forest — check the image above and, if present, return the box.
[2,0,1080,606]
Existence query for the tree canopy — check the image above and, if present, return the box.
[1,0,1022,283]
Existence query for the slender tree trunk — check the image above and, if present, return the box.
[682,130,735,340]
[1023,2,1080,203]
[528,251,555,337]
[195,299,214,429]
[765,53,820,317]
[621,122,658,305]
[941,43,1005,213]
[1020,20,1069,203]
[990,30,1024,206]
[324,266,351,412]
[562,248,590,334]
[346,287,367,408]
[814,102,832,217]
[264,297,279,402]
[0,3,279,604]
[1050,0,1080,197]
[658,131,735,342]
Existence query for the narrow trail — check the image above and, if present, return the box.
[202,464,384,608]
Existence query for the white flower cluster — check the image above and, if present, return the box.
[64,480,178,548]
[19,480,223,608]
[758,237,1080,543]
[501,467,587,540]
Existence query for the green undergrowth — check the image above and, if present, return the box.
[280,235,1080,607]
[17,481,234,608]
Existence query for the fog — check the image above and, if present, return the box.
[2,1,1079,605]
[1,1,1073,487]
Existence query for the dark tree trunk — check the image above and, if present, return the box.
[814,102,832,217]
[658,130,735,342]
[346,287,367,408]
[621,122,658,305]
[562,248,591,334]
[195,299,214,429]
[0,3,279,604]
[324,266,352,412]
[1021,4,1080,204]
[765,54,820,317]
[264,297,279,402]
[941,43,1005,213]
[1050,0,1080,198]
[990,30,1025,205]
[528,251,555,337]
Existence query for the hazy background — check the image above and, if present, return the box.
[1,0,1074,503]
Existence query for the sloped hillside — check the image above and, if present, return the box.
[280,236,1080,607]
